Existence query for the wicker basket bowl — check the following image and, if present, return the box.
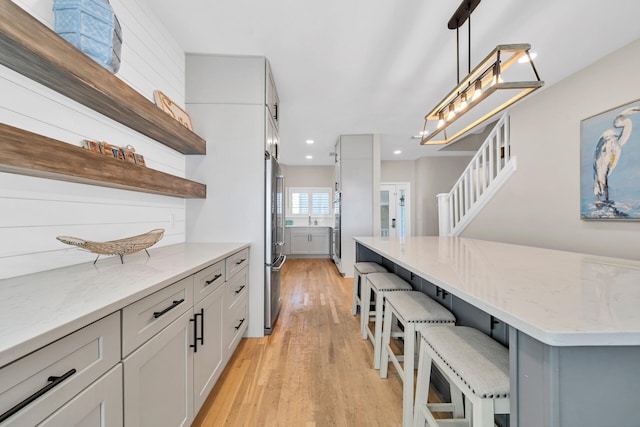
[57,228,164,262]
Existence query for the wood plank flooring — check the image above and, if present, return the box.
[192,258,405,426]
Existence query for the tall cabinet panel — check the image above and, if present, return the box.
[185,54,279,338]
[335,134,380,278]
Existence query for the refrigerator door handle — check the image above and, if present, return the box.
[272,255,287,272]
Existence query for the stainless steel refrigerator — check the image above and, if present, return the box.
[264,153,286,334]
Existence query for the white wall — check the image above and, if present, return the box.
[462,39,640,261]
[414,156,472,236]
[1,0,188,278]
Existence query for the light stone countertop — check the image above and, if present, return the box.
[355,236,640,347]
[0,242,249,368]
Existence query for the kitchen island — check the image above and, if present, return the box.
[355,236,640,427]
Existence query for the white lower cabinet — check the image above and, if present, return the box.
[39,364,123,427]
[309,228,330,254]
[288,227,330,256]
[0,246,249,427]
[123,310,194,427]
[193,283,225,412]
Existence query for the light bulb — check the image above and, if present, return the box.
[472,80,482,101]
[457,93,467,111]
[437,112,445,128]
[446,103,456,121]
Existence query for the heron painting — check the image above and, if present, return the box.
[581,100,640,219]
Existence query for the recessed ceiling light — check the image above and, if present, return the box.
[412,130,428,139]
[306,155,313,159]
[305,139,314,144]
[394,150,402,155]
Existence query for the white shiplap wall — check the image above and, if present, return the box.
[0,0,189,279]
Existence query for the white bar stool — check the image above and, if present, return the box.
[361,272,412,369]
[352,262,387,316]
[380,291,456,427]
[414,326,510,427]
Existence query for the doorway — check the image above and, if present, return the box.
[380,183,410,238]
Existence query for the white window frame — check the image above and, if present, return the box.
[287,187,332,218]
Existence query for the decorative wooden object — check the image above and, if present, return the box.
[57,228,165,263]
[0,123,206,199]
[154,90,194,131]
[0,0,205,155]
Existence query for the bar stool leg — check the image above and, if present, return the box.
[361,277,371,340]
[352,271,363,316]
[373,289,385,369]
[402,322,417,427]
[379,302,393,379]
[413,343,431,427]
[472,398,495,427]
[451,382,464,419]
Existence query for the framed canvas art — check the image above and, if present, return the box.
[580,99,640,219]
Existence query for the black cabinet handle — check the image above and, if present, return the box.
[205,274,222,285]
[199,308,204,346]
[190,308,204,353]
[0,368,76,423]
[235,258,246,265]
[435,287,449,300]
[234,318,246,331]
[234,285,246,295]
[153,299,185,318]
[490,316,500,330]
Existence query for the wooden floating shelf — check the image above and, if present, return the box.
[0,0,206,155]
[0,123,206,199]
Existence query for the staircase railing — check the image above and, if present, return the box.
[438,113,517,236]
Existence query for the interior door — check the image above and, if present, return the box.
[379,183,410,239]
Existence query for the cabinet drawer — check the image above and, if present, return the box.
[0,312,120,426]
[193,260,225,303]
[122,276,194,357]
[224,295,248,357]
[39,364,123,427]
[225,266,248,310]
[226,248,249,279]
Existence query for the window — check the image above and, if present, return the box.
[288,187,332,217]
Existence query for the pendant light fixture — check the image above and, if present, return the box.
[420,0,543,145]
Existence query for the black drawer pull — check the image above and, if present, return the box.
[0,368,76,423]
[205,274,222,285]
[234,318,246,330]
[234,285,246,295]
[235,258,246,265]
[153,299,185,318]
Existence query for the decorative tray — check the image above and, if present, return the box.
[57,228,164,263]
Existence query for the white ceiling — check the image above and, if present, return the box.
[143,0,640,165]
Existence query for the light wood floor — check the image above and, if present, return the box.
[192,258,406,426]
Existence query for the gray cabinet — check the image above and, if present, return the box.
[123,309,193,427]
[286,227,330,256]
[193,284,225,412]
